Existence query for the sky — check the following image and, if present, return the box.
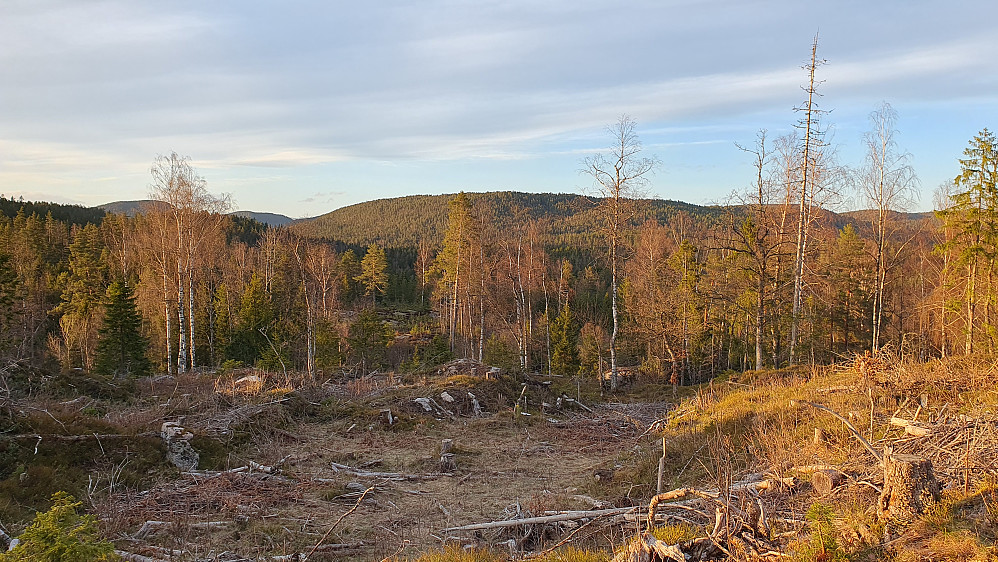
[1,1,996,218]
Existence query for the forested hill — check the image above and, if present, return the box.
[0,195,106,226]
[229,211,294,227]
[291,191,718,247]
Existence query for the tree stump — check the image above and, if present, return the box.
[811,469,846,496]
[161,422,199,470]
[878,451,940,525]
[813,427,827,445]
[379,409,394,426]
[439,452,457,472]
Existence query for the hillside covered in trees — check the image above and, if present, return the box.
[291,191,717,247]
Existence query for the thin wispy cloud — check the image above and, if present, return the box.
[1,1,995,214]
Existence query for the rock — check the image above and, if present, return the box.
[161,421,192,441]
[414,398,434,412]
[166,438,199,471]
[440,391,455,403]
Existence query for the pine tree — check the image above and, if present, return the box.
[0,492,117,562]
[355,244,388,305]
[347,309,389,375]
[338,250,362,304]
[93,280,151,379]
[227,273,272,364]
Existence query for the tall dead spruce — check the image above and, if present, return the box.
[789,34,828,365]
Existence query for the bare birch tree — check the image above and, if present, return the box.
[860,102,918,352]
[150,152,229,373]
[582,115,656,389]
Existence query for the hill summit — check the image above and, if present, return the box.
[290,191,714,247]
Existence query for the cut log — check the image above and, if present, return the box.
[379,409,394,426]
[441,506,638,532]
[811,469,846,495]
[889,416,932,437]
[878,450,940,525]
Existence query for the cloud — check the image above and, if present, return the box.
[300,191,346,205]
[1,0,996,215]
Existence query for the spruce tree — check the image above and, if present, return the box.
[93,280,151,379]
[549,303,579,377]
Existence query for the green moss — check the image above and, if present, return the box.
[533,546,610,562]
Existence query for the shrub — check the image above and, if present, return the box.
[793,503,848,562]
[1,491,118,561]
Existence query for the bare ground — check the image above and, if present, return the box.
[98,373,675,561]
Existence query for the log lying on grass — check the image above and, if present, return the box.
[330,461,449,480]
[811,469,847,495]
[612,533,685,562]
[890,416,932,437]
[441,506,640,532]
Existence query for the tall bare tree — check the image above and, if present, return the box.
[789,34,828,365]
[860,102,918,352]
[582,115,656,389]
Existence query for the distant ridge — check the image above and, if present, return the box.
[100,200,293,227]
[99,200,168,217]
[229,211,294,227]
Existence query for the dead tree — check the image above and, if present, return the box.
[789,34,828,365]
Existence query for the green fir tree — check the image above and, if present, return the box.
[93,280,150,379]
[549,303,579,377]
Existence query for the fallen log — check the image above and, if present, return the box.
[134,520,230,540]
[442,506,639,532]
[115,551,167,562]
[269,542,364,561]
[330,461,448,481]
[647,488,720,528]
[890,416,932,437]
[612,532,685,562]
